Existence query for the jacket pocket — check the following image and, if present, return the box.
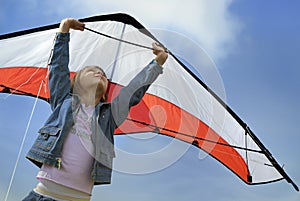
[34,126,61,152]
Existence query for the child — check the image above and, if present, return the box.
[22,18,168,201]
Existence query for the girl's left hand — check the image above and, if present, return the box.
[152,43,168,66]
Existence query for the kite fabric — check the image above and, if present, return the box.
[0,13,298,191]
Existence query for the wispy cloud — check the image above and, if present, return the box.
[69,0,242,60]
[0,0,242,61]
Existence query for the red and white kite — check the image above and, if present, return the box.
[0,13,297,191]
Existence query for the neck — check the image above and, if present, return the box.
[80,96,97,106]
[73,89,101,107]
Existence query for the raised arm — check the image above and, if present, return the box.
[48,19,84,110]
[111,43,168,127]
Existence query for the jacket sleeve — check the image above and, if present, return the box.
[111,60,163,127]
[48,33,71,110]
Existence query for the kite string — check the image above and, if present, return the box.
[4,80,44,201]
[4,36,53,200]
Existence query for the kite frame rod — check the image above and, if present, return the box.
[167,50,299,191]
[245,126,299,191]
[0,84,48,101]
[126,118,263,154]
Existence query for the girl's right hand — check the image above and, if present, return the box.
[58,18,85,33]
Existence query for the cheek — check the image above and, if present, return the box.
[78,73,88,83]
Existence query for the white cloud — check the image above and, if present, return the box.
[70,0,242,60]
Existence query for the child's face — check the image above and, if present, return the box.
[77,66,108,98]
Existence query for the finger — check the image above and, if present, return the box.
[77,23,85,31]
[69,19,84,30]
[152,43,163,55]
[152,42,160,49]
[153,42,165,51]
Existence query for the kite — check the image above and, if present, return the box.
[0,13,298,191]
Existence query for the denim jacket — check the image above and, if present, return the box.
[26,33,163,185]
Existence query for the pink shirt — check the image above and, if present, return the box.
[37,104,95,195]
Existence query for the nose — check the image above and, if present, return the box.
[95,71,103,76]
[95,71,107,80]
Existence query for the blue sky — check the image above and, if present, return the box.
[0,0,299,201]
